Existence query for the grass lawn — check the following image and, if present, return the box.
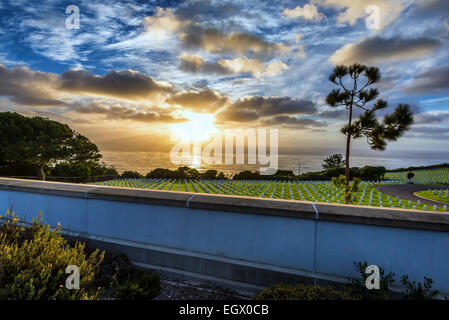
[90,178,449,213]
[415,190,449,204]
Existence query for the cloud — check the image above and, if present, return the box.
[73,101,186,124]
[416,0,449,13]
[216,96,317,123]
[0,64,63,106]
[283,4,324,21]
[144,7,290,59]
[412,126,449,135]
[330,36,442,65]
[166,89,229,113]
[176,0,239,20]
[261,115,327,128]
[317,109,349,120]
[404,65,449,94]
[178,53,231,74]
[311,0,404,29]
[60,69,174,100]
[414,111,449,124]
[179,54,289,77]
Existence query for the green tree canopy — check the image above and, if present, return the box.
[0,112,101,180]
[322,154,345,170]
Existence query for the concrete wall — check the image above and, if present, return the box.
[1,178,449,295]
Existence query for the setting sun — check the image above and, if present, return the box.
[170,112,219,143]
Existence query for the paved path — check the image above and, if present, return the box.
[377,184,448,206]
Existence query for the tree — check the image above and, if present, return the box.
[121,171,142,179]
[326,64,414,203]
[360,166,386,182]
[201,169,218,180]
[407,171,415,182]
[322,154,345,170]
[0,112,101,180]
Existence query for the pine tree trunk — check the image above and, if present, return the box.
[345,105,353,204]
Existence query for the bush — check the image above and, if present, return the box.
[92,250,136,290]
[255,283,354,300]
[115,269,161,300]
[345,261,395,300]
[146,168,176,179]
[346,261,439,300]
[49,161,118,182]
[360,166,386,181]
[201,169,218,179]
[0,211,104,300]
[121,171,143,179]
[400,275,439,300]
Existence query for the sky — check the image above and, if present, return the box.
[0,0,448,161]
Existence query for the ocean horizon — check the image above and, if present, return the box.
[100,150,449,176]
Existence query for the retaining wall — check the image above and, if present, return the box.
[0,178,448,295]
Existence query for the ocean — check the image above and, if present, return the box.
[100,151,449,176]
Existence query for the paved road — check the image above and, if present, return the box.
[377,184,448,206]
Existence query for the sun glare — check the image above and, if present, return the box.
[170,112,219,143]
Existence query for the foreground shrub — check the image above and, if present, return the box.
[255,261,440,301]
[400,275,439,300]
[114,269,161,300]
[89,249,161,300]
[345,261,395,300]
[255,283,354,300]
[92,250,136,290]
[0,211,104,300]
[346,261,439,300]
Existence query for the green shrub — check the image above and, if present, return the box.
[121,171,143,179]
[93,250,136,289]
[255,283,354,300]
[345,261,395,300]
[115,269,161,300]
[347,261,439,300]
[400,275,439,300]
[0,211,104,300]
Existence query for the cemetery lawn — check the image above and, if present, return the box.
[415,190,449,204]
[90,178,449,213]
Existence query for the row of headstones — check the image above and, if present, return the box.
[429,188,449,198]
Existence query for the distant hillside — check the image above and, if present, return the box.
[388,163,449,172]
